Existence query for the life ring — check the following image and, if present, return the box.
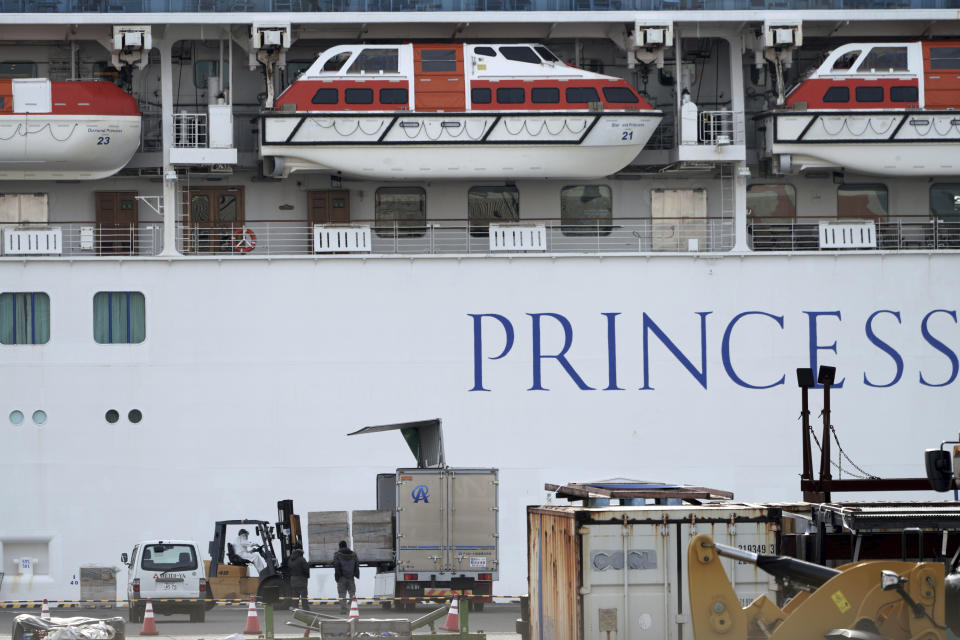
[233,227,256,253]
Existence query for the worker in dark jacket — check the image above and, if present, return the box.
[288,547,310,610]
[332,540,359,614]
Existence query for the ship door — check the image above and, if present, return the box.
[413,44,465,112]
[308,190,350,251]
[95,192,138,256]
[922,43,960,109]
[186,186,245,253]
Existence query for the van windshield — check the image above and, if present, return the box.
[141,544,198,571]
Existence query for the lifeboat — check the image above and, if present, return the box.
[0,78,141,180]
[260,43,662,180]
[762,40,960,176]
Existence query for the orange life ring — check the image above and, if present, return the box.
[233,227,257,253]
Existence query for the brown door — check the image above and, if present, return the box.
[923,43,960,109]
[95,191,138,256]
[308,190,350,251]
[186,186,245,253]
[413,44,465,112]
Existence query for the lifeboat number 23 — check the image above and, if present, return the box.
[97,136,111,145]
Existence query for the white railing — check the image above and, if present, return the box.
[0,223,163,257]
[699,110,745,146]
[3,228,62,255]
[174,112,209,148]
[750,218,960,251]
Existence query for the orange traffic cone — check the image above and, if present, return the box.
[347,597,359,621]
[41,599,50,621]
[140,599,159,636]
[439,598,460,632]
[243,597,262,635]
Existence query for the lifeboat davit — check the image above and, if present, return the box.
[762,40,960,176]
[260,43,662,180]
[0,78,141,180]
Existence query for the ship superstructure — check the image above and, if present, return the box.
[1,0,959,608]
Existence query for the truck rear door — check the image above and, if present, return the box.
[449,469,498,575]
[396,469,446,572]
[138,543,201,599]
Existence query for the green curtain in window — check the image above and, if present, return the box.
[0,292,50,345]
[93,292,146,344]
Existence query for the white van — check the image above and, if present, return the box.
[122,540,208,623]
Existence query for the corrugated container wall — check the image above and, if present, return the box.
[527,504,781,640]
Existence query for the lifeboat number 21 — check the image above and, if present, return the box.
[97,136,111,145]
[620,131,634,141]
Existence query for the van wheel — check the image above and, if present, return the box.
[380,602,392,610]
[190,606,205,623]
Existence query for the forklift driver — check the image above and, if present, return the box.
[235,528,267,574]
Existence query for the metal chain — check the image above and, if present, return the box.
[830,425,880,479]
[807,425,875,480]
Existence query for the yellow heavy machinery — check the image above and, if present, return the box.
[687,533,959,640]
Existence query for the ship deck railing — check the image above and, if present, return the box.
[1,216,958,258]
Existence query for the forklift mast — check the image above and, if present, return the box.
[275,499,303,567]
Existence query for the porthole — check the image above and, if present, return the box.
[9,410,24,425]
[128,409,142,424]
[105,409,119,424]
[32,410,47,425]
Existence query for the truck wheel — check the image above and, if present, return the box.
[190,606,205,623]
[380,602,392,610]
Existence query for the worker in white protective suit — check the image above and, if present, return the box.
[235,528,267,575]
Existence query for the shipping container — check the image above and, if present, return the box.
[527,503,782,640]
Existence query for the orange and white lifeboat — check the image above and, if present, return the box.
[260,43,662,180]
[0,79,141,180]
[762,41,960,176]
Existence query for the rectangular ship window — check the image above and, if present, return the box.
[929,47,960,70]
[890,86,918,102]
[838,184,888,219]
[379,88,408,104]
[531,87,559,104]
[561,185,613,236]
[747,184,797,219]
[0,292,49,345]
[855,86,884,103]
[468,186,520,237]
[93,291,145,344]
[566,87,600,104]
[930,184,960,217]
[348,49,399,74]
[602,87,639,104]
[375,187,426,238]
[345,88,374,105]
[496,87,525,104]
[421,49,457,73]
[856,47,908,73]
[312,88,339,104]
[471,88,491,104]
[822,86,849,103]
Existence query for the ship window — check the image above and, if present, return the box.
[420,49,457,73]
[838,184,888,219]
[194,61,229,90]
[822,86,849,103]
[747,184,796,220]
[311,88,339,104]
[380,88,408,104]
[0,292,50,345]
[890,86,918,102]
[855,86,884,103]
[500,46,541,64]
[566,87,600,104]
[560,185,613,236]
[856,47,909,73]
[375,187,426,238]
[930,184,960,218]
[285,61,313,87]
[531,87,560,104]
[474,47,497,57]
[0,61,37,78]
[348,49,400,75]
[830,51,861,72]
[534,46,560,63]
[345,88,374,105]
[322,51,352,73]
[496,87,525,104]
[93,292,146,345]
[468,186,520,237]
[602,86,640,103]
[472,88,492,104]
[928,47,960,70]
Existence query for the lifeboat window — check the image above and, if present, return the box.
[472,88,492,104]
[930,184,960,217]
[566,87,600,104]
[531,87,560,104]
[421,49,457,73]
[474,46,497,57]
[602,87,640,104]
[856,47,908,73]
[500,46,541,64]
[312,88,339,104]
[855,86,884,103]
[822,86,849,103]
[929,47,960,70]
[323,52,352,73]
[345,88,374,105]
[375,187,426,238]
[0,292,50,345]
[468,186,520,237]
[838,184,888,220]
[534,46,560,63]
[560,185,613,237]
[496,87,525,104]
[890,86,918,102]
[380,88,408,104]
[93,292,146,345]
[348,49,399,75]
[747,184,796,220]
[830,51,861,72]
